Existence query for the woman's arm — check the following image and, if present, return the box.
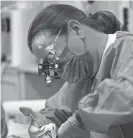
[39,78,92,126]
[45,78,92,113]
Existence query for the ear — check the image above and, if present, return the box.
[67,19,81,36]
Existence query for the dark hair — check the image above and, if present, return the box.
[28,4,113,51]
[89,11,121,34]
[28,4,85,51]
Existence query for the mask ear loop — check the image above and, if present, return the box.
[66,25,69,49]
[81,36,87,54]
[66,24,87,55]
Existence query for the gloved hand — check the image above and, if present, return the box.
[58,114,90,138]
[40,108,72,128]
[28,108,72,138]
[28,111,53,138]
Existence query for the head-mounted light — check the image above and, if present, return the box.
[38,29,63,86]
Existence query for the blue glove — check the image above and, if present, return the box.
[58,113,90,138]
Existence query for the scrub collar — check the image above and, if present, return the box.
[103,33,117,57]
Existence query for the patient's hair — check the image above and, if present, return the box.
[89,11,121,34]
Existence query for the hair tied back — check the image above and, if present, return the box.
[89,13,92,16]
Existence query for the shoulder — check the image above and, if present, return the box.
[113,31,133,53]
[110,31,133,78]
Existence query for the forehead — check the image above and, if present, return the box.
[32,31,55,47]
[31,30,56,59]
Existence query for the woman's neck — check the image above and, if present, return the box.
[84,26,108,74]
